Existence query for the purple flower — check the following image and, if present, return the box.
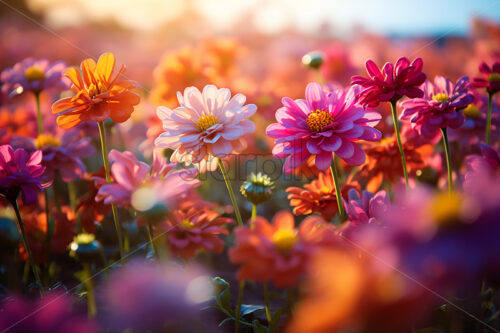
[401,76,474,138]
[266,83,382,173]
[0,145,49,204]
[351,57,426,108]
[464,144,500,190]
[1,58,68,96]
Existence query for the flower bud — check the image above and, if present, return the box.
[69,233,102,262]
[302,51,324,70]
[240,172,274,205]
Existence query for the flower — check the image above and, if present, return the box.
[154,85,256,172]
[266,83,382,173]
[0,106,37,145]
[400,76,473,138]
[351,57,426,108]
[95,150,200,209]
[286,171,360,221]
[240,172,274,205]
[0,145,49,204]
[76,168,111,233]
[51,53,140,129]
[472,61,500,95]
[229,211,337,287]
[157,201,233,260]
[464,144,500,190]
[1,58,68,96]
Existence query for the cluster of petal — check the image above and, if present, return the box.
[472,61,500,95]
[401,76,473,137]
[351,57,426,108]
[155,85,256,171]
[266,83,382,173]
[51,53,140,129]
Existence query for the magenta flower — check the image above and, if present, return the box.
[0,145,49,205]
[1,58,68,96]
[155,85,256,172]
[344,189,390,226]
[401,76,474,138]
[472,61,500,95]
[95,150,201,210]
[266,83,382,173]
[351,57,426,108]
[464,144,500,190]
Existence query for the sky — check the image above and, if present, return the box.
[25,0,500,36]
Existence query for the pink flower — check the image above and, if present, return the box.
[266,83,381,173]
[0,145,49,205]
[1,58,68,96]
[155,85,256,172]
[464,144,500,190]
[351,57,426,108]
[95,150,201,209]
[472,61,500,95]
[401,76,473,138]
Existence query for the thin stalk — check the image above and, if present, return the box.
[217,158,243,226]
[34,92,43,135]
[83,262,97,318]
[251,204,257,220]
[11,199,44,296]
[441,128,453,195]
[486,93,493,145]
[235,280,245,333]
[97,121,125,261]
[330,156,346,222]
[147,222,159,258]
[390,101,409,189]
[263,282,272,327]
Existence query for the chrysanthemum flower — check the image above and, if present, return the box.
[157,202,233,260]
[51,53,140,129]
[351,57,426,108]
[286,171,360,221]
[155,85,256,172]
[95,150,200,209]
[0,145,49,205]
[1,58,68,96]
[400,76,473,138]
[266,83,382,173]
[229,211,337,288]
[472,61,500,95]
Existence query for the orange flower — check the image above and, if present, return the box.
[52,53,140,129]
[229,211,337,288]
[286,172,360,221]
[0,106,37,144]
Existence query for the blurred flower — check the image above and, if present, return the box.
[229,211,337,287]
[472,61,500,95]
[0,145,49,205]
[319,44,356,84]
[77,168,111,233]
[155,85,256,172]
[401,76,473,138]
[52,53,140,129]
[240,172,274,205]
[286,171,360,221]
[464,144,500,189]
[202,37,244,80]
[0,58,68,96]
[0,106,37,145]
[157,201,232,260]
[266,83,382,173]
[0,292,99,333]
[351,57,426,108]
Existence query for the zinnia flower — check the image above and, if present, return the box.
[51,53,140,129]
[400,76,473,138]
[266,83,382,173]
[1,58,68,96]
[286,171,360,221]
[472,61,500,95]
[154,85,256,172]
[0,145,49,205]
[229,211,337,287]
[351,57,426,108]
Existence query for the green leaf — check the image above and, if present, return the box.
[241,304,264,317]
[213,277,233,316]
[218,317,234,327]
[252,319,269,333]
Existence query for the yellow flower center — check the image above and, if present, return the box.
[180,219,195,229]
[35,134,60,149]
[196,114,218,132]
[24,66,45,82]
[488,73,500,82]
[272,229,297,252]
[432,93,450,103]
[430,192,462,226]
[463,104,481,119]
[88,82,107,98]
[306,109,334,132]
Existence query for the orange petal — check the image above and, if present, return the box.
[64,67,84,90]
[57,114,82,129]
[80,58,97,88]
[273,210,295,230]
[96,53,115,85]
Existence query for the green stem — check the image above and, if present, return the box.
[486,93,493,145]
[235,280,245,333]
[263,282,272,327]
[147,222,159,258]
[390,101,409,189]
[251,204,257,220]
[330,156,346,222]
[11,199,44,296]
[83,262,97,318]
[441,128,453,195]
[217,158,243,226]
[34,92,43,135]
[97,121,125,261]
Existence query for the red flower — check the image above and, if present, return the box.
[472,61,500,95]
